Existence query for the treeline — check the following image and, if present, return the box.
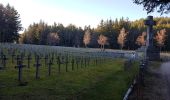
[1,3,170,51]
[20,17,170,51]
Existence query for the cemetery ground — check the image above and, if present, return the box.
[0,44,139,100]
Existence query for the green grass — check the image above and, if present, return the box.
[0,56,139,100]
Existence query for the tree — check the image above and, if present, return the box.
[19,17,170,51]
[47,32,60,45]
[136,32,146,46]
[117,28,128,50]
[83,30,91,48]
[0,3,22,42]
[97,34,108,51]
[133,0,170,14]
[154,29,167,51]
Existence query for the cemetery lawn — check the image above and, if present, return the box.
[0,59,138,100]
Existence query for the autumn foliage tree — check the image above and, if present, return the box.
[97,34,108,51]
[154,29,167,51]
[83,30,91,48]
[47,32,60,45]
[136,32,147,46]
[117,28,128,50]
[20,17,170,51]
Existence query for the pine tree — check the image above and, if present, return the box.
[0,3,22,42]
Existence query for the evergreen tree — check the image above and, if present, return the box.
[0,3,22,42]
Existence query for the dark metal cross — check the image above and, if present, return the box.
[34,55,41,79]
[44,55,48,67]
[144,16,156,47]
[71,58,75,71]
[2,55,8,68]
[65,55,69,72]
[16,55,22,65]
[57,56,61,73]
[48,59,53,76]
[27,54,32,68]
[15,58,26,82]
[75,57,80,69]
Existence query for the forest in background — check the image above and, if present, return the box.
[19,17,170,51]
[0,3,170,51]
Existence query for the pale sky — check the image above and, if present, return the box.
[1,0,169,31]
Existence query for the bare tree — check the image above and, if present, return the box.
[136,32,147,46]
[47,32,60,45]
[83,30,91,48]
[98,34,108,51]
[117,28,128,50]
[154,29,167,51]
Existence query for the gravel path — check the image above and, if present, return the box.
[129,61,170,100]
[160,62,170,100]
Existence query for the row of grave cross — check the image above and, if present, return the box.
[0,51,101,85]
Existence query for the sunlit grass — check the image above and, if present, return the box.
[0,52,138,100]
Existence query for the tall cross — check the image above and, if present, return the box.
[144,16,156,47]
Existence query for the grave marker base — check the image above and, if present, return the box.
[147,46,160,61]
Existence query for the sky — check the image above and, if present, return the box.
[1,0,169,31]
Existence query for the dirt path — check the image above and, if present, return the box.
[129,61,170,100]
[160,62,170,100]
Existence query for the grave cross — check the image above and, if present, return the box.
[0,51,3,63]
[80,57,83,68]
[65,55,69,72]
[34,55,41,79]
[61,56,65,64]
[57,56,61,73]
[144,16,160,60]
[1,55,8,68]
[15,58,26,82]
[145,16,156,48]
[75,57,80,69]
[44,55,49,67]
[71,58,75,71]
[48,59,53,76]
[16,55,22,65]
[51,52,54,62]
[27,54,32,68]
